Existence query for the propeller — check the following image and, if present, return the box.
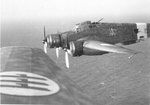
[65,49,69,68]
[42,26,48,53]
[44,42,47,53]
[55,30,61,58]
[42,26,70,67]
[56,48,59,58]
[64,35,70,68]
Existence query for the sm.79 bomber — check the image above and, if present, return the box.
[42,20,150,68]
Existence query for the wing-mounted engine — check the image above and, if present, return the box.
[69,41,83,56]
[68,41,107,57]
[68,40,139,57]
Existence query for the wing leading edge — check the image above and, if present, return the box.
[83,40,139,55]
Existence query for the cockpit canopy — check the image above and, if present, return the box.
[72,21,100,32]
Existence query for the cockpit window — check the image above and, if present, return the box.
[73,21,98,32]
[81,21,91,25]
[73,24,81,32]
[89,24,96,28]
[92,22,99,24]
[76,28,81,32]
[89,25,92,28]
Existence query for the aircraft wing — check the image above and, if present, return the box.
[0,46,97,105]
[83,40,138,55]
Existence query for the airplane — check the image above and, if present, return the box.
[42,20,150,68]
[0,46,97,105]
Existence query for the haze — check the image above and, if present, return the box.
[2,0,150,22]
[1,0,150,48]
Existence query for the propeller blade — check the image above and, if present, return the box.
[64,35,69,68]
[44,26,46,39]
[43,26,48,53]
[65,51,69,68]
[44,43,47,53]
[83,40,139,55]
[56,48,59,58]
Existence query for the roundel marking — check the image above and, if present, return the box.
[0,71,60,96]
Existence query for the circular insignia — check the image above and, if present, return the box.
[0,71,60,96]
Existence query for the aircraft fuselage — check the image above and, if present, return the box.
[64,21,150,45]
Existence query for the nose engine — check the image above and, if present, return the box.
[47,34,62,48]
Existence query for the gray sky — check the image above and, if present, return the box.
[1,0,150,22]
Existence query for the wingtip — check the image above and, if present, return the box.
[128,51,141,59]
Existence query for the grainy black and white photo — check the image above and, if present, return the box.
[1,0,150,105]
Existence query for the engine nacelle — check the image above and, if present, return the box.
[69,41,83,56]
[47,34,62,48]
[69,41,108,57]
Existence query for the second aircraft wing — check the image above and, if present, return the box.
[83,40,139,55]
